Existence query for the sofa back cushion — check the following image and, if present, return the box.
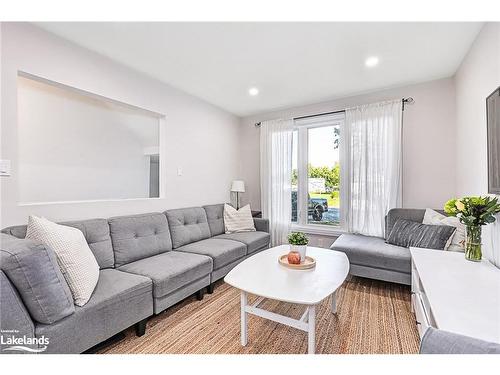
[203,204,225,236]
[63,219,114,269]
[165,207,211,248]
[109,213,172,267]
[0,233,75,324]
[2,218,114,269]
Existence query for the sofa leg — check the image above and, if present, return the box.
[207,283,214,294]
[135,318,147,337]
[196,288,205,301]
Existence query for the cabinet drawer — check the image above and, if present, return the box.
[412,293,430,337]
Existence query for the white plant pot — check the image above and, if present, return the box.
[290,244,307,262]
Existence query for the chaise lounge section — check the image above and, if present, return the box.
[331,208,444,285]
[0,203,270,353]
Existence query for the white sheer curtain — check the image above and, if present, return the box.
[345,100,403,237]
[260,119,294,246]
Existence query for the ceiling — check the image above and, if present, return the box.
[35,22,483,117]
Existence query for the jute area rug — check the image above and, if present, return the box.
[98,276,419,354]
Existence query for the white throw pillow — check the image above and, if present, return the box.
[223,204,256,234]
[423,208,465,252]
[26,215,99,306]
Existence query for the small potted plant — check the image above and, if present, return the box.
[288,232,309,263]
[444,196,500,261]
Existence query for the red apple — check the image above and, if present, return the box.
[287,251,301,265]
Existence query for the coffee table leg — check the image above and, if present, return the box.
[331,291,337,313]
[308,305,316,354]
[241,291,248,346]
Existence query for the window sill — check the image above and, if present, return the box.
[290,223,346,237]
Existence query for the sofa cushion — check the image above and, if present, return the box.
[0,234,75,324]
[0,271,37,352]
[165,207,211,248]
[253,218,270,233]
[118,251,212,298]
[214,231,270,254]
[2,218,114,269]
[331,233,412,274]
[420,327,500,354]
[62,219,114,268]
[109,213,172,268]
[203,204,225,236]
[35,269,152,354]
[176,238,246,270]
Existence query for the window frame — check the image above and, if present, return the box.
[291,112,347,235]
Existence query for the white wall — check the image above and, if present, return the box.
[1,23,240,227]
[17,75,157,203]
[455,23,500,196]
[240,78,457,213]
[455,23,500,265]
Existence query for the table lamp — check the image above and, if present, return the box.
[231,180,245,209]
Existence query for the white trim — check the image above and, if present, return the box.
[18,71,165,117]
[18,197,163,206]
[290,223,345,237]
[297,126,308,225]
[158,116,167,199]
[292,112,346,231]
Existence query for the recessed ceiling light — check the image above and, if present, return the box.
[248,87,259,96]
[365,56,379,68]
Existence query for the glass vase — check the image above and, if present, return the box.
[465,225,482,262]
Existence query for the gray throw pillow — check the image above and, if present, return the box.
[386,219,456,249]
[0,233,75,324]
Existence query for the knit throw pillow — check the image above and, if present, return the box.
[26,216,99,306]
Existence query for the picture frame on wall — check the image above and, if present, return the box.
[487,86,500,194]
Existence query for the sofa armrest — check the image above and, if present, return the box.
[253,218,269,233]
[0,271,37,353]
[420,327,500,354]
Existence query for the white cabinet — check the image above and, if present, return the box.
[411,259,435,337]
[410,248,500,344]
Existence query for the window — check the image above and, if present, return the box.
[291,113,345,230]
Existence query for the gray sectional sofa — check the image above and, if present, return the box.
[420,328,500,354]
[0,204,270,354]
[331,208,443,285]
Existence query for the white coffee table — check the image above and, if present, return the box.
[224,245,349,354]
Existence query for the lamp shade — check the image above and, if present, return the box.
[231,180,245,193]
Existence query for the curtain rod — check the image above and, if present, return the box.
[254,97,414,127]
